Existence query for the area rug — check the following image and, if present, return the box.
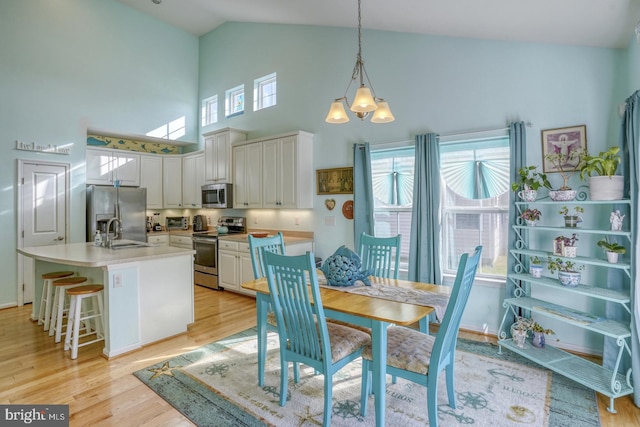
[134,328,601,426]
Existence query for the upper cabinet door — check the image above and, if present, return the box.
[140,154,163,209]
[163,156,182,208]
[204,128,247,183]
[183,152,204,208]
[86,148,140,187]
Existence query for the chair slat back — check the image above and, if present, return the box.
[359,232,401,279]
[248,232,286,279]
[264,251,330,364]
[432,246,482,367]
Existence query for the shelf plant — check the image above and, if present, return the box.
[512,166,551,201]
[547,257,584,287]
[558,205,583,228]
[520,208,542,226]
[579,146,624,200]
[544,148,584,191]
[597,237,626,264]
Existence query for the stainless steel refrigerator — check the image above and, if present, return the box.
[86,185,147,243]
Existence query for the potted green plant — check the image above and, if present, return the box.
[579,146,623,200]
[544,148,584,201]
[554,233,579,257]
[511,316,555,348]
[511,166,552,201]
[520,208,542,226]
[597,237,626,264]
[547,257,584,287]
[558,205,583,228]
[529,256,543,278]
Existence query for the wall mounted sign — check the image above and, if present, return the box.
[15,140,71,155]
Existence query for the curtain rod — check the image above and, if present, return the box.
[439,121,532,139]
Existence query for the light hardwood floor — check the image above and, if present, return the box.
[0,285,637,426]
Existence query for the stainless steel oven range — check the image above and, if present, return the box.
[193,216,246,290]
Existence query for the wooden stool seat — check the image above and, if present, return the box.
[49,277,88,342]
[64,285,104,359]
[37,271,75,331]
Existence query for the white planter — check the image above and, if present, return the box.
[558,271,581,287]
[529,265,543,278]
[549,190,577,201]
[589,176,623,201]
[606,251,619,264]
[517,189,537,202]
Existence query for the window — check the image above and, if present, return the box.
[440,135,510,278]
[201,95,218,126]
[253,73,276,111]
[370,147,415,278]
[225,85,244,118]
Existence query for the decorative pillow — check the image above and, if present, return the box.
[321,245,371,287]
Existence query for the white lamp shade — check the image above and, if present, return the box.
[370,101,395,123]
[350,86,377,113]
[325,100,350,123]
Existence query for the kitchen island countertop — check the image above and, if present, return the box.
[18,241,194,268]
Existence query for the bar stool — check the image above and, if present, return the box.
[49,276,88,343]
[64,285,104,360]
[37,271,74,331]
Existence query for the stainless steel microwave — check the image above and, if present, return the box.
[202,183,232,209]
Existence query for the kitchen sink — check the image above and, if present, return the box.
[109,241,152,250]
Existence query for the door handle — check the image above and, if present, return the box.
[54,236,64,241]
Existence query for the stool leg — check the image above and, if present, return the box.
[64,296,76,352]
[67,296,82,359]
[37,279,51,328]
[95,293,104,339]
[42,281,54,331]
[49,287,63,338]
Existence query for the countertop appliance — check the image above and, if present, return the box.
[193,216,246,290]
[166,216,189,230]
[86,185,147,243]
[202,183,232,209]
[193,215,208,232]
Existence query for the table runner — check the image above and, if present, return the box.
[316,271,449,321]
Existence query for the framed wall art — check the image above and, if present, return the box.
[316,167,353,195]
[541,125,587,173]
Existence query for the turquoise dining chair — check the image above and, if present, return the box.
[359,232,401,279]
[263,251,371,427]
[248,232,288,385]
[359,246,483,427]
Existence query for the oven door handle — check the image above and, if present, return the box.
[192,236,218,243]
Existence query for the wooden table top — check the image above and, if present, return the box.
[242,274,450,326]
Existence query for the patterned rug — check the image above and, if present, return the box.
[134,328,601,426]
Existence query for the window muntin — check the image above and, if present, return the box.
[225,85,244,118]
[253,73,276,111]
[201,95,218,126]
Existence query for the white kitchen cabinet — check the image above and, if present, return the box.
[262,131,314,209]
[86,148,140,187]
[147,234,169,246]
[170,235,193,249]
[182,151,205,208]
[140,154,163,209]
[163,156,183,208]
[232,142,263,208]
[218,240,253,293]
[204,128,247,183]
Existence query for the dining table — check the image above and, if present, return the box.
[241,272,451,427]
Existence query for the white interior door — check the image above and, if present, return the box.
[18,160,69,305]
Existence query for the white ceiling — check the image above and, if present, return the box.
[116,0,640,49]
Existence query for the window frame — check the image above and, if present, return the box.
[225,84,245,118]
[253,73,276,111]
[201,95,218,126]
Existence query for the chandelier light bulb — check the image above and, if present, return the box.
[325,100,350,123]
[371,100,395,123]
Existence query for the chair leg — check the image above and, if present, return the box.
[427,371,439,427]
[445,363,456,409]
[293,362,300,383]
[323,374,333,427]
[279,359,288,407]
[360,359,370,416]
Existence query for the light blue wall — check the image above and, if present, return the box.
[0,0,199,306]
[199,22,626,260]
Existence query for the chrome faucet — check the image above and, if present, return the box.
[104,217,122,248]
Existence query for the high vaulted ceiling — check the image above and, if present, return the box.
[116,0,640,49]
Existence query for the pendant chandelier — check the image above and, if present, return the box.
[325,0,395,124]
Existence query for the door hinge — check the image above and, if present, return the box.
[22,230,24,238]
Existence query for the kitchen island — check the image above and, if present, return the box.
[18,241,195,358]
